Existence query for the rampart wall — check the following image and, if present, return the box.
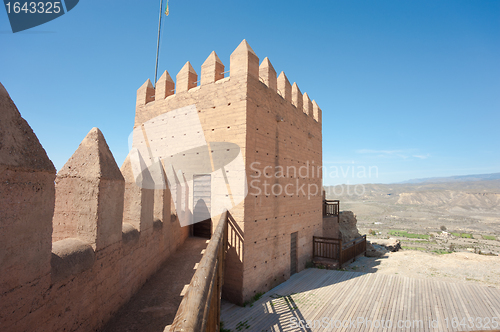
[0,83,188,332]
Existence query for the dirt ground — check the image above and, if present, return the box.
[343,248,500,289]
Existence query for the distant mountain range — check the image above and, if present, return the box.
[398,172,500,184]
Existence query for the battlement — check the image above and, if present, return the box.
[136,39,322,123]
[0,83,189,332]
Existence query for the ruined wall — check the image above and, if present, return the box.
[133,40,323,304]
[0,83,189,332]
[339,211,362,243]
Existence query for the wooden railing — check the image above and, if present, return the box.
[323,199,339,217]
[313,236,341,261]
[170,212,228,332]
[340,235,366,267]
[312,235,366,268]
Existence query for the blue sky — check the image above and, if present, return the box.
[1,0,499,185]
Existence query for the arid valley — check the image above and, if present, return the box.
[325,174,500,288]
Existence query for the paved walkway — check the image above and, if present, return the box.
[221,269,500,332]
[101,237,209,332]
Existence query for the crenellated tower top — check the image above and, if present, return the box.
[136,39,322,123]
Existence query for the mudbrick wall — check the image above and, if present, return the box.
[0,82,189,332]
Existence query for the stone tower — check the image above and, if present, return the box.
[133,40,323,304]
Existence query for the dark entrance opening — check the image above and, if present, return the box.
[192,174,212,239]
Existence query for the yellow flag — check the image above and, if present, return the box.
[165,0,169,16]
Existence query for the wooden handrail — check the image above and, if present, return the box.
[313,236,342,241]
[341,235,366,250]
[340,235,366,267]
[312,235,366,268]
[170,212,228,332]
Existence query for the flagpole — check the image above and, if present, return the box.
[154,0,164,85]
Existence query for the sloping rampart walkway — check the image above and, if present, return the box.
[221,269,500,332]
[101,237,209,332]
